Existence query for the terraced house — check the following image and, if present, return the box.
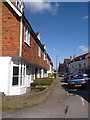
[0,0,53,96]
[68,53,90,75]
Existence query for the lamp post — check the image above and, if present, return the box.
[56,54,59,77]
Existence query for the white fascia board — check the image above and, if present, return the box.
[6,0,22,17]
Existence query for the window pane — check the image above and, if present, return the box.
[13,67,19,75]
[24,25,30,45]
[21,67,22,75]
[12,77,18,85]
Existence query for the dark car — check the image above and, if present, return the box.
[59,72,64,77]
[63,74,69,82]
[63,73,75,83]
[68,74,87,89]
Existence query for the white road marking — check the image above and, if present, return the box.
[80,97,85,106]
[76,95,85,106]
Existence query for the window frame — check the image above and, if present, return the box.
[44,52,47,61]
[38,46,41,57]
[12,66,19,86]
[12,60,26,87]
[24,25,30,46]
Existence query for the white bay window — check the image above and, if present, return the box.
[12,60,26,86]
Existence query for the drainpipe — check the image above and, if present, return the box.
[19,17,23,57]
[19,4,24,57]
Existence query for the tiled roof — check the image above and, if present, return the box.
[69,53,90,63]
[74,53,90,60]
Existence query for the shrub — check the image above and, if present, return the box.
[31,87,46,92]
[34,78,54,86]
[48,73,52,78]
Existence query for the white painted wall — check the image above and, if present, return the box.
[0,57,52,96]
[69,58,89,74]
[47,64,52,74]
[9,86,26,96]
[41,69,44,78]
[37,68,40,78]
[0,57,27,96]
[0,57,11,95]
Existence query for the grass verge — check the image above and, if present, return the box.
[2,78,57,112]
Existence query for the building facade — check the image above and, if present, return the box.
[58,59,71,74]
[68,53,90,75]
[0,0,53,96]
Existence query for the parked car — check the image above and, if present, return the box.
[68,74,87,89]
[63,73,75,83]
[58,72,64,77]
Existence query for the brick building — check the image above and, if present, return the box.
[0,0,53,95]
[58,59,71,74]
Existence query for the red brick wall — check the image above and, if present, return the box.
[0,1,2,56]
[2,2,49,70]
[2,2,20,56]
[22,23,49,69]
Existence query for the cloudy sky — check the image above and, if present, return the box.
[24,1,88,68]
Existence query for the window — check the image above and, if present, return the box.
[47,59,49,64]
[24,25,30,45]
[84,63,86,67]
[16,0,21,9]
[44,53,47,61]
[12,67,19,86]
[79,64,81,67]
[16,0,19,6]
[75,65,77,68]
[20,62,26,86]
[38,46,41,57]
[80,58,82,60]
[12,61,26,86]
[44,69,47,74]
[16,0,23,12]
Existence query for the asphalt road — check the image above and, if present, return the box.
[3,78,89,118]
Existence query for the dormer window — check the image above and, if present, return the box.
[16,0,21,8]
[16,0,19,6]
[80,57,82,60]
[16,0,24,13]
[37,33,40,40]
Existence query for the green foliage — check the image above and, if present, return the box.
[34,78,54,86]
[48,73,52,78]
[31,87,46,92]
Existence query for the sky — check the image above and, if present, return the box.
[24,1,88,68]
